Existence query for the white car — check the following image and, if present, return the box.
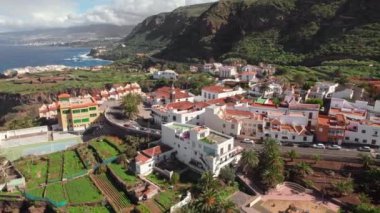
[312,143,326,149]
[242,138,255,144]
[358,146,372,152]
[327,145,342,150]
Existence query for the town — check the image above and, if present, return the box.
[0,61,379,213]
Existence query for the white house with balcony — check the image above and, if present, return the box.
[151,101,206,125]
[219,66,238,79]
[161,122,242,176]
[153,70,178,80]
[306,82,339,100]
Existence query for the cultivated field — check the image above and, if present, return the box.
[64,177,103,204]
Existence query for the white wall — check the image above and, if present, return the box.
[0,126,48,141]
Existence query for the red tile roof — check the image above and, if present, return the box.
[153,86,192,100]
[289,103,319,111]
[142,145,172,157]
[135,153,151,164]
[58,93,70,99]
[166,101,194,111]
[225,109,254,117]
[202,85,232,93]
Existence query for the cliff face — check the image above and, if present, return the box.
[109,0,380,65]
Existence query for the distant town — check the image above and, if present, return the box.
[0,61,379,213]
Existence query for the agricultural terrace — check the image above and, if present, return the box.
[64,176,103,204]
[102,136,128,152]
[14,157,48,189]
[67,205,112,213]
[45,182,66,202]
[108,163,140,187]
[63,150,86,179]
[90,139,120,160]
[26,187,45,197]
[47,152,63,182]
[76,145,98,168]
[154,190,181,211]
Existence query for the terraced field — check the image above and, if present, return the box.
[47,152,63,182]
[64,177,103,204]
[45,182,66,202]
[63,150,86,179]
[15,158,48,189]
[90,140,120,160]
[92,174,131,212]
[76,145,98,168]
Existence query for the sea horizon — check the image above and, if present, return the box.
[0,43,112,73]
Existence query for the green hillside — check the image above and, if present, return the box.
[106,0,380,66]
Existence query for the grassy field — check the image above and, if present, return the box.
[64,177,102,204]
[26,187,45,197]
[154,190,179,211]
[47,152,63,182]
[147,173,170,189]
[63,150,86,178]
[103,136,127,152]
[67,205,112,213]
[90,140,120,160]
[15,158,48,189]
[45,182,66,202]
[0,69,148,95]
[135,204,151,213]
[108,163,139,186]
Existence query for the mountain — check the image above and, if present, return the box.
[107,0,380,65]
[0,24,135,47]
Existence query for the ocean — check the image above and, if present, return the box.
[0,43,112,73]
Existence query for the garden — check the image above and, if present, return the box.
[64,176,103,204]
[90,139,120,160]
[108,163,140,187]
[66,205,112,213]
[76,145,98,168]
[45,182,66,202]
[14,157,48,189]
[63,150,86,179]
[47,152,63,182]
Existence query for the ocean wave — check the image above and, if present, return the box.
[65,52,109,62]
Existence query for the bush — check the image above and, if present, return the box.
[219,167,236,185]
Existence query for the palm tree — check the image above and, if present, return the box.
[287,149,298,162]
[359,153,373,169]
[199,171,218,191]
[194,188,218,213]
[295,162,313,177]
[240,150,259,174]
[333,180,354,197]
[218,200,238,213]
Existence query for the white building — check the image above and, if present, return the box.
[39,102,58,119]
[148,86,195,105]
[153,70,178,80]
[151,101,207,125]
[203,63,223,75]
[331,88,354,100]
[240,71,258,83]
[219,66,238,79]
[344,119,380,146]
[201,85,246,101]
[329,98,369,121]
[161,122,242,175]
[249,83,283,98]
[134,145,175,175]
[306,82,339,100]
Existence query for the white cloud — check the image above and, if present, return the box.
[0,0,217,32]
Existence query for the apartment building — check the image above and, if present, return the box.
[219,66,238,79]
[240,71,258,83]
[153,70,178,80]
[161,122,242,175]
[57,94,100,131]
[316,115,346,144]
[201,85,246,101]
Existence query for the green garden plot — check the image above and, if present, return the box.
[45,182,66,202]
[90,140,120,160]
[76,145,98,168]
[103,136,128,152]
[47,152,63,182]
[64,177,102,204]
[26,187,45,197]
[67,205,112,213]
[63,151,86,179]
[154,190,180,211]
[15,158,48,189]
[108,163,139,186]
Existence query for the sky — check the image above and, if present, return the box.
[0,0,217,32]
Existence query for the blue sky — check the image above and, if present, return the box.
[0,0,216,32]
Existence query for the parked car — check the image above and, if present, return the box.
[283,142,296,147]
[376,153,380,159]
[327,145,342,150]
[242,138,255,144]
[312,143,326,149]
[358,146,372,152]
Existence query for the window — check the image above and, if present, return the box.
[231,124,235,129]
[194,151,197,156]
[72,109,80,114]
[309,112,313,119]
[355,138,359,142]
[363,139,367,143]
[292,136,296,140]
[62,109,70,114]
[204,93,207,98]
[196,115,200,119]
[185,117,188,122]
[82,118,90,123]
[81,108,89,113]
[90,113,97,117]
[73,119,81,124]
[213,94,216,99]
[223,124,226,128]
[345,137,349,140]
[275,134,278,138]
[220,148,224,155]
[362,130,366,134]
[89,107,97,111]
[303,137,307,141]
[228,144,231,151]
[372,139,377,145]
[172,116,176,121]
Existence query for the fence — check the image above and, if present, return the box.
[170,191,191,213]
[23,191,67,208]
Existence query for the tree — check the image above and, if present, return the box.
[219,167,236,185]
[293,73,305,87]
[356,168,380,203]
[199,171,218,191]
[194,188,218,213]
[240,150,259,174]
[287,150,298,162]
[259,139,284,189]
[333,180,354,197]
[218,200,238,213]
[295,162,313,177]
[305,98,323,108]
[171,172,180,185]
[353,203,380,213]
[121,93,142,119]
[312,154,321,164]
[359,153,373,169]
